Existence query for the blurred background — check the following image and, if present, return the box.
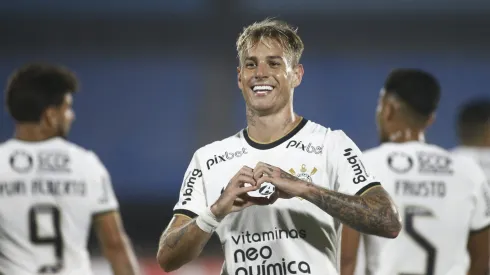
[1,0,490,274]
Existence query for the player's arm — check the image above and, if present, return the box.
[157,153,262,272]
[467,227,489,275]
[341,226,361,275]
[157,214,212,272]
[467,165,490,275]
[88,152,141,275]
[93,211,140,275]
[303,131,401,238]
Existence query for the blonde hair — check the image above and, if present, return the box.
[236,18,304,66]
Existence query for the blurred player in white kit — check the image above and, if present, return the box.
[341,69,490,275]
[0,63,140,275]
[452,98,490,180]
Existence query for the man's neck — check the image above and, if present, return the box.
[246,106,301,144]
[388,128,425,143]
[14,124,56,142]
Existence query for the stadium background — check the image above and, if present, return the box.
[0,1,490,274]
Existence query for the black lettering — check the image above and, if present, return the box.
[234,249,246,263]
[252,233,261,242]
[299,229,307,238]
[206,159,214,170]
[353,175,366,184]
[235,267,247,275]
[288,261,297,274]
[262,231,274,241]
[289,229,298,238]
[298,261,311,273]
[246,247,258,261]
[231,235,241,245]
[218,155,226,162]
[245,231,252,243]
[267,263,283,275]
[260,246,272,259]
[0,181,26,196]
[287,140,297,148]
[279,229,289,239]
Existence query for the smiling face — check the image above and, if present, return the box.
[237,38,303,115]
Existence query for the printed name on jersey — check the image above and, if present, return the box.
[181,169,202,205]
[387,152,414,174]
[343,148,368,184]
[417,152,453,174]
[285,140,323,155]
[231,227,311,275]
[206,147,248,170]
[395,180,446,198]
[9,150,71,173]
[0,179,86,197]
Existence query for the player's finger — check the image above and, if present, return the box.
[236,167,254,179]
[239,166,254,174]
[232,174,257,188]
[256,176,276,187]
[253,166,271,180]
[235,184,260,195]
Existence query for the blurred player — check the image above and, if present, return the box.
[452,98,490,179]
[0,63,140,275]
[157,18,401,275]
[341,69,490,275]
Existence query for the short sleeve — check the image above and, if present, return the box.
[327,130,381,196]
[173,152,207,219]
[87,152,119,215]
[469,161,490,232]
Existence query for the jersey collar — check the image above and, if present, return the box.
[243,118,308,150]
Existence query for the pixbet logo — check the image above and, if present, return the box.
[206,148,248,170]
[343,148,367,184]
[286,140,323,154]
[182,169,202,205]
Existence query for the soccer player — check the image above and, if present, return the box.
[0,63,140,275]
[341,69,490,275]
[452,98,490,179]
[157,19,402,275]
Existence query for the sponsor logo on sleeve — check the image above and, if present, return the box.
[343,148,368,184]
[182,169,202,205]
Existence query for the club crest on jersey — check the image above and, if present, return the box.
[289,164,317,200]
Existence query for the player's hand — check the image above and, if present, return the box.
[253,162,305,199]
[210,166,270,220]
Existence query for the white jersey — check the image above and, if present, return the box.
[452,146,490,180]
[360,142,490,275]
[173,119,381,275]
[0,138,119,275]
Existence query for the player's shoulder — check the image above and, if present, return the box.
[193,130,244,159]
[50,139,107,171]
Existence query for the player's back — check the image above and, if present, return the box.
[362,141,490,275]
[0,138,107,275]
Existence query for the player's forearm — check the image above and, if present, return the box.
[157,218,212,272]
[104,235,141,275]
[301,183,401,238]
[468,262,489,275]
